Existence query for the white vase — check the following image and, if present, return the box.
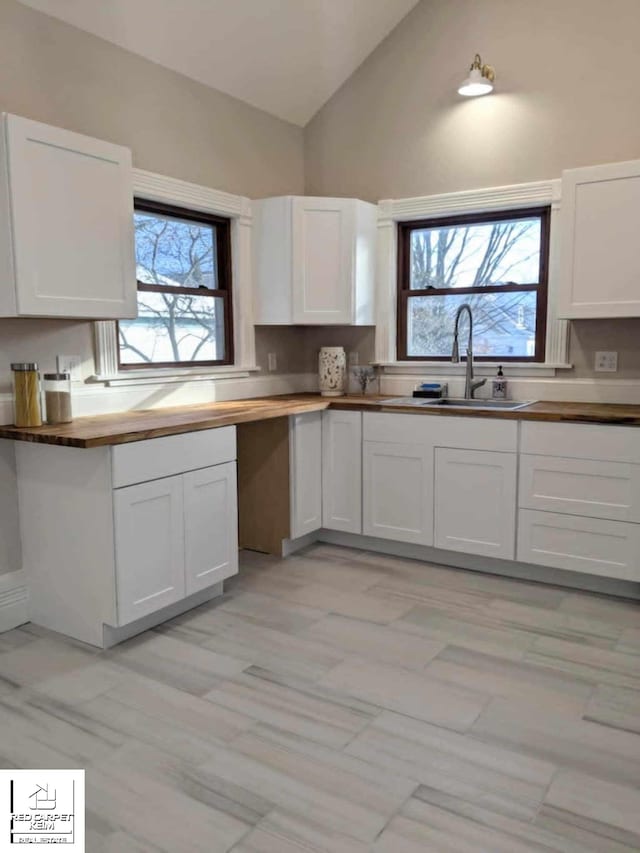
[318,346,346,397]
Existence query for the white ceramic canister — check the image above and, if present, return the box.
[318,346,346,397]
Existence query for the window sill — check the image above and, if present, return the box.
[375,361,573,378]
[88,365,261,388]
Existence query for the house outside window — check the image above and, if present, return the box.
[118,199,233,369]
[397,207,550,361]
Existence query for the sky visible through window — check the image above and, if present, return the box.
[406,215,543,359]
[119,210,226,365]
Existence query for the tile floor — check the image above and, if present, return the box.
[0,543,639,851]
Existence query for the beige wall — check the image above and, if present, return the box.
[304,0,640,377]
[305,0,640,201]
[0,0,306,392]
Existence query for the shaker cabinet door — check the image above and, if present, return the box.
[114,476,185,625]
[559,159,640,318]
[322,410,362,534]
[434,448,517,559]
[184,462,238,595]
[290,411,323,538]
[363,440,433,546]
[291,197,355,324]
[3,114,136,318]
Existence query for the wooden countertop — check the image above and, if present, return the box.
[2,394,640,448]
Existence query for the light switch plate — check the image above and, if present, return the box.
[595,351,618,372]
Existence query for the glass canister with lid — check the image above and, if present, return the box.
[43,372,73,424]
[11,363,43,427]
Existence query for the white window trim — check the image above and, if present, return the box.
[375,178,570,374]
[93,168,257,384]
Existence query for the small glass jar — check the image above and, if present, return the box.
[43,372,73,424]
[11,363,42,428]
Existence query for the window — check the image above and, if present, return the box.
[397,207,550,361]
[118,200,233,369]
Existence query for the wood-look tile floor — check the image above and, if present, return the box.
[1,543,639,852]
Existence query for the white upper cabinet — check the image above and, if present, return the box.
[253,195,376,325]
[558,159,640,318]
[0,114,136,319]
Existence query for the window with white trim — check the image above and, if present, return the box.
[397,206,551,362]
[118,199,233,369]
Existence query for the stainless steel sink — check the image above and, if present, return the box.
[381,397,535,411]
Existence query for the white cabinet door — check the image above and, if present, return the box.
[518,509,640,582]
[184,462,238,595]
[291,197,355,324]
[363,441,433,545]
[559,159,640,318]
[290,412,323,538]
[1,114,136,318]
[114,476,185,625]
[322,410,362,534]
[434,448,517,559]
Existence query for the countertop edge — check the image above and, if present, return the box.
[2,395,640,448]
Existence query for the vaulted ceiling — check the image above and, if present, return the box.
[19,0,420,126]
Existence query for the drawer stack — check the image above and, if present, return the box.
[517,422,640,581]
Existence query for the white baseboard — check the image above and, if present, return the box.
[0,571,28,633]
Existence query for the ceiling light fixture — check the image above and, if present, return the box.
[458,53,495,97]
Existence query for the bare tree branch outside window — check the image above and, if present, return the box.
[398,207,550,361]
[118,200,233,369]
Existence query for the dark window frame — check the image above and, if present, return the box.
[396,206,551,362]
[118,198,234,370]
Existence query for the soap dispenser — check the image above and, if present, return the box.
[492,365,508,400]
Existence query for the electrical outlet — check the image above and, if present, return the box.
[348,351,359,367]
[56,354,83,381]
[267,352,277,372]
[595,351,618,372]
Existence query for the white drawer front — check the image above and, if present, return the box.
[519,455,640,522]
[364,412,434,445]
[517,509,640,582]
[364,412,516,451]
[112,426,236,488]
[521,422,640,464]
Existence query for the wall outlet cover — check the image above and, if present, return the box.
[594,351,618,372]
[56,354,83,381]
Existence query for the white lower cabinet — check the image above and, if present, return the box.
[15,426,238,647]
[322,410,362,533]
[518,509,640,582]
[184,462,238,595]
[518,422,640,581]
[363,440,433,545]
[114,461,239,625]
[290,412,323,538]
[114,476,186,625]
[434,448,517,559]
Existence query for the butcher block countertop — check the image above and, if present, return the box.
[2,395,640,448]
